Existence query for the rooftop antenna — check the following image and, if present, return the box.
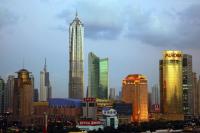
[75,9,78,18]
[44,58,47,71]
[22,57,25,69]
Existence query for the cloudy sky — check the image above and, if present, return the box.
[1,0,200,98]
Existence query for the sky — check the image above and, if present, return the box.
[1,0,200,98]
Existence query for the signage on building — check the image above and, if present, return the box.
[165,53,182,58]
[152,104,160,112]
[79,120,102,126]
[163,51,182,61]
[83,97,96,102]
[102,108,117,117]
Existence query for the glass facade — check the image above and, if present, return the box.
[88,53,109,99]
[160,50,183,116]
[88,52,99,98]
[182,54,193,117]
[69,13,84,99]
[99,58,109,99]
[0,78,5,113]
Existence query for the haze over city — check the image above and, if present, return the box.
[1,0,200,98]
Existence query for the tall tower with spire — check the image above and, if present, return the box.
[68,12,84,99]
[40,58,52,101]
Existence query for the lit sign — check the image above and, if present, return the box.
[102,108,117,117]
[79,120,102,126]
[83,97,96,102]
[165,53,182,58]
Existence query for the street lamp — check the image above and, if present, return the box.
[43,112,48,133]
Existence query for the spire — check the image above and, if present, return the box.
[44,58,47,71]
[22,58,24,69]
[75,10,78,18]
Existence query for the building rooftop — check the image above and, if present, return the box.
[48,98,81,108]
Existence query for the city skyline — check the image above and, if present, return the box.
[1,0,200,98]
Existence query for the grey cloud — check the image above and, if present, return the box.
[0,8,18,29]
[56,2,124,40]
[176,4,200,48]
[85,23,122,40]
[126,4,200,49]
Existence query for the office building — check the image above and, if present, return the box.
[151,84,160,105]
[151,85,160,112]
[68,12,84,99]
[88,52,109,99]
[13,69,34,126]
[88,52,99,98]
[40,59,52,101]
[34,89,39,102]
[109,88,116,100]
[122,74,149,122]
[113,102,132,125]
[99,58,109,99]
[33,98,81,126]
[160,50,184,120]
[197,75,200,116]
[6,75,15,113]
[82,97,97,120]
[193,73,200,117]
[182,54,193,117]
[0,77,6,113]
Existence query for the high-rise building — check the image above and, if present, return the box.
[193,73,200,117]
[6,75,15,113]
[197,75,200,116]
[88,52,99,98]
[151,84,160,105]
[160,50,184,120]
[122,74,148,122]
[34,89,39,102]
[109,88,116,100]
[182,54,193,117]
[150,85,160,112]
[40,59,52,101]
[88,52,109,99]
[99,58,109,99]
[68,12,84,99]
[13,69,33,126]
[0,77,6,113]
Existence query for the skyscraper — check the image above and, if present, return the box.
[182,54,193,118]
[192,73,200,117]
[99,58,109,99]
[34,89,39,102]
[151,84,160,112]
[88,52,109,99]
[160,50,184,120]
[0,77,6,113]
[13,69,33,126]
[109,88,116,100]
[151,84,160,105]
[122,74,149,122]
[6,75,15,113]
[40,59,52,101]
[197,76,200,116]
[88,52,99,98]
[68,12,84,99]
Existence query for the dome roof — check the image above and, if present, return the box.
[17,69,29,73]
[124,74,146,81]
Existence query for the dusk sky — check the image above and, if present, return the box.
[1,0,200,98]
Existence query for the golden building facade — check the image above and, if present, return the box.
[122,74,148,122]
[13,69,34,126]
[160,50,184,120]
